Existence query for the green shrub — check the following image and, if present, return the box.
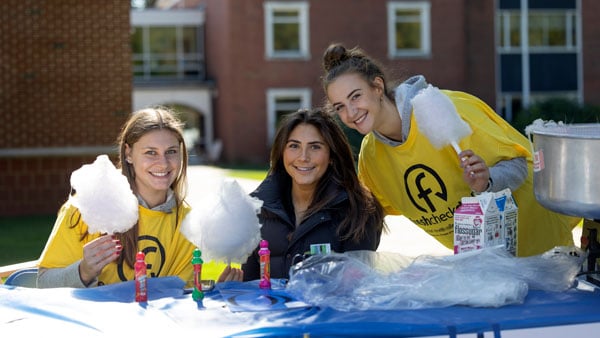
[511,98,600,135]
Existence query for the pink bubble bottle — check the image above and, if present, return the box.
[135,251,148,302]
[258,240,271,289]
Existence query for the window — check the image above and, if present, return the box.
[498,10,577,52]
[387,1,431,58]
[266,89,312,143]
[132,26,203,79]
[131,10,205,80]
[495,2,582,118]
[264,2,310,60]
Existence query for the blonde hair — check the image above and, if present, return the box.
[115,106,189,267]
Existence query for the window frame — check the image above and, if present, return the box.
[131,9,205,80]
[264,1,310,60]
[266,88,312,144]
[387,1,431,58]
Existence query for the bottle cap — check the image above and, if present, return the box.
[192,248,203,264]
[136,251,145,260]
[260,239,268,248]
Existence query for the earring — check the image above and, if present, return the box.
[126,158,132,164]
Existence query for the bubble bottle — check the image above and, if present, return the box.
[258,239,271,289]
[191,248,204,302]
[135,251,148,303]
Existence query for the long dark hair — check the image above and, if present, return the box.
[268,108,386,242]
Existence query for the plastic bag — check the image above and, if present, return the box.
[286,246,585,311]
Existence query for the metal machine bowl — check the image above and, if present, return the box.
[528,122,600,220]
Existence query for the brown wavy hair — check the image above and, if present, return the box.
[115,106,188,268]
[268,108,387,242]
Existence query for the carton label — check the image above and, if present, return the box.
[495,188,518,256]
[454,189,518,255]
[454,194,502,254]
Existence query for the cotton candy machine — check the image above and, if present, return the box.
[528,122,600,286]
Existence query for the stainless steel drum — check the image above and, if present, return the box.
[528,123,600,219]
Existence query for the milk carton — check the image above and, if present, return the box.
[453,192,503,254]
[494,188,518,256]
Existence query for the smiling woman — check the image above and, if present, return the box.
[283,123,331,213]
[320,43,581,258]
[35,107,236,289]
[125,128,183,209]
[241,108,387,281]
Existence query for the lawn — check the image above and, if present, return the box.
[224,168,268,181]
[221,164,269,181]
[0,167,268,268]
[0,215,55,266]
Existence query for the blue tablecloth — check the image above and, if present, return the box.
[2,277,600,337]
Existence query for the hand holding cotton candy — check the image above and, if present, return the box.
[69,154,139,234]
[411,84,472,154]
[181,178,263,264]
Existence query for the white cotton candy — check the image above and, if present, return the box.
[69,154,139,234]
[524,118,564,136]
[411,84,472,154]
[181,178,263,264]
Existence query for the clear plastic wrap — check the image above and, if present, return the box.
[286,246,585,311]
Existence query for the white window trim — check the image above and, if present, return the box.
[264,2,310,60]
[131,9,205,26]
[387,1,431,58]
[266,88,312,144]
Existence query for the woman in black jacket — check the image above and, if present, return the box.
[242,108,387,281]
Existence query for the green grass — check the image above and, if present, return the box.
[0,215,55,266]
[219,163,269,181]
[0,167,269,268]
[225,168,268,181]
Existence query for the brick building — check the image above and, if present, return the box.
[0,1,131,215]
[200,0,600,164]
[1,0,599,216]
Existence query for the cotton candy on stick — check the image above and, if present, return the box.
[411,84,472,155]
[181,178,263,265]
[69,154,139,234]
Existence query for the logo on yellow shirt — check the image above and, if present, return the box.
[404,164,447,213]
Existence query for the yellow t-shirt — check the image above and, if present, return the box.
[358,90,580,257]
[38,201,232,285]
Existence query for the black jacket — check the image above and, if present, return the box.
[242,172,382,281]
